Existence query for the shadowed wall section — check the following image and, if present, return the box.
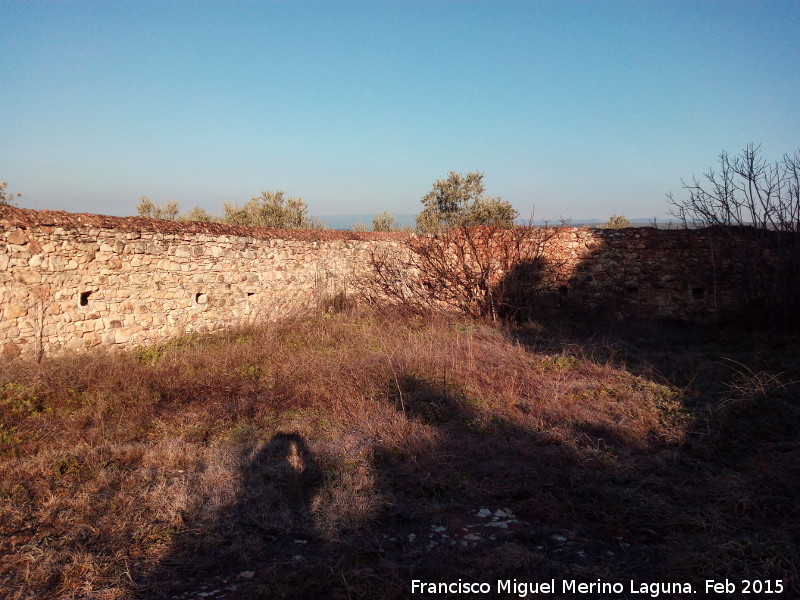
[1,206,737,359]
[534,227,735,320]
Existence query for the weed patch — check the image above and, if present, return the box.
[0,310,797,598]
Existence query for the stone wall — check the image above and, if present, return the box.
[1,206,736,360]
[0,207,407,360]
[536,226,735,319]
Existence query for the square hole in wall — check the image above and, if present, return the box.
[691,287,706,300]
[79,291,92,306]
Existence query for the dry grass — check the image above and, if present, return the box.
[0,309,798,598]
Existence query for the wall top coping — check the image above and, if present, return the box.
[2,206,737,243]
[0,206,413,241]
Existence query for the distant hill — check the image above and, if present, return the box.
[318,214,683,230]
[318,214,416,230]
[567,218,683,228]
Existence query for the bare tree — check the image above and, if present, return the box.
[667,144,800,326]
[668,144,800,231]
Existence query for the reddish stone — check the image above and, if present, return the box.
[1,342,20,359]
[6,229,28,245]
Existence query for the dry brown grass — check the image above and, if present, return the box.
[1,309,797,598]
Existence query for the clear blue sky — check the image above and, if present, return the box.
[2,1,798,221]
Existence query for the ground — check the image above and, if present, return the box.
[0,310,798,599]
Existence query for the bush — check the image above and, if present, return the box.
[136,196,179,220]
[221,191,325,229]
[371,211,399,232]
[135,191,325,229]
[0,181,22,207]
[604,215,631,229]
[179,206,215,222]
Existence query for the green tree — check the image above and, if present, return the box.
[604,214,631,229]
[0,181,22,207]
[220,191,324,229]
[416,171,517,233]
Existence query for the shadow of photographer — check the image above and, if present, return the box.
[140,432,323,598]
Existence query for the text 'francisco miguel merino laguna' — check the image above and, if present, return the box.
[411,579,697,598]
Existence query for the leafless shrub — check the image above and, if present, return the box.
[365,222,561,320]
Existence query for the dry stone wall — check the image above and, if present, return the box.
[538,227,735,319]
[0,207,407,360]
[1,206,736,360]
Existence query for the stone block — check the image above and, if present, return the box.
[83,333,101,347]
[6,229,28,245]
[1,342,21,358]
[4,304,28,318]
